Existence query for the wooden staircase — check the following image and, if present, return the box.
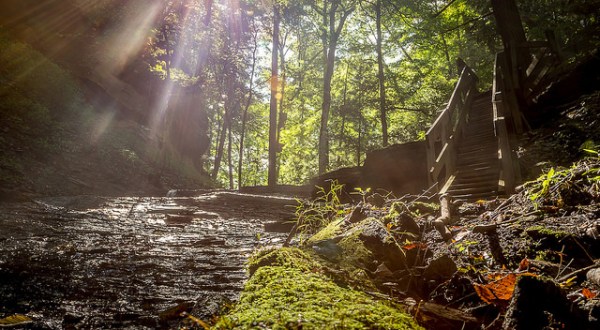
[425,31,562,201]
[445,91,500,200]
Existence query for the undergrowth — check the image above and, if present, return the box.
[523,151,600,209]
[293,180,347,243]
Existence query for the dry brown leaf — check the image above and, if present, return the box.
[403,242,427,250]
[474,273,538,305]
[518,257,530,271]
[474,273,517,304]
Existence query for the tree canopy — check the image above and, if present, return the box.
[94,0,600,187]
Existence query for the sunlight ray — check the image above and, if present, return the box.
[101,1,163,76]
[90,110,116,144]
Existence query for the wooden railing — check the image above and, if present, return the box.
[492,31,561,193]
[426,65,478,192]
[521,31,562,102]
[504,30,562,108]
[493,52,520,194]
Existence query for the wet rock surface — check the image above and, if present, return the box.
[0,191,296,329]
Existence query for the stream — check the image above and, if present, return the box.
[0,191,297,329]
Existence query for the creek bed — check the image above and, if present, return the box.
[0,192,296,329]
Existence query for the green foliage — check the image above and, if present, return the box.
[293,180,346,242]
[9,0,590,189]
[524,157,600,209]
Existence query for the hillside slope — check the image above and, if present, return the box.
[0,32,212,200]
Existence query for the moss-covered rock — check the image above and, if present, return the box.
[247,247,319,276]
[306,218,345,244]
[215,266,422,329]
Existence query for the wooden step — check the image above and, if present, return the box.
[457,159,498,168]
[454,176,499,185]
[458,145,497,154]
[455,170,498,181]
[450,182,499,191]
[455,166,499,176]
[457,149,498,157]
[463,134,494,140]
[437,90,503,201]
[451,191,500,201]
[448,185,499,196]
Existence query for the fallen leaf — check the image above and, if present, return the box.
[474,273,517,304]
[518,258,530,271]
[582,288,597,299]
[0,314,33,327]
[453,229,470,242]
[403,242,428,250]
[560,276,577,288]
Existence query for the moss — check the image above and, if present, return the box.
[408,202,440,215]
[337,226,375,268]
[306,218,345,244]
[215,266,422,330]
[247,247,319,276]
[526,225,570,239]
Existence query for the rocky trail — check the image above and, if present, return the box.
[0,191,297,329]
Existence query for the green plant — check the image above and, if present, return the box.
[524,167,568,207]
[293,180,346,243]
[351,186,372,204]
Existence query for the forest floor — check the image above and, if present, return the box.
[192,91,600,329]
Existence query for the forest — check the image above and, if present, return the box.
[2,0,600,329]
[2,0,597,193]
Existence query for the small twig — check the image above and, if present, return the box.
[571,236,596,264]
[490,194,517,218]
[557,261,600,283]
[555,258,574,280]
[556,245,565,278]
[472,210,541,233]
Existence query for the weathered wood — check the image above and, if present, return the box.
[493,52,519,194]
[491,0,530,88]
[426,65,478,191]
[433,193,453,240]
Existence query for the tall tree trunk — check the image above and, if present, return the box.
[375,0,388,147]
[276,35,287,180]
[212,106,228,179]
[491,0,529,87]
[318,2,354,174]
[433,1,453,77]
[357,114,362,166]
[227,124,233,189]
[337,63,350,164]
[238,22,258,189]
[163,29,172,81]
[268,5,280,187]
[319,48,334,174]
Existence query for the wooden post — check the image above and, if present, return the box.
[491,0,529,77]
[434,193,453,240]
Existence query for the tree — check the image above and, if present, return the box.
[374,0,388,147]
[268,4,281,187]
[238,17,259,188]
[316,0,355,174]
